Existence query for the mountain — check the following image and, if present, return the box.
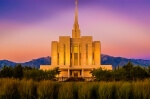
[0,55,150,69]
[21,56,51,68]
[101,54,150,68]
[0,60,16,68]
[0,57,50,69]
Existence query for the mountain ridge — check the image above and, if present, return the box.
[101,54,150,68]
[0,54,150,69]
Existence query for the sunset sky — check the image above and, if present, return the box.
[0,0,150,62]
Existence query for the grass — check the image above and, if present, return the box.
[0,78,150,99]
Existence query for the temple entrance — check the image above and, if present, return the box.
[74,72,78,77]
[71,70,82,77]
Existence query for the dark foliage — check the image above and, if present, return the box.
[0,66,14,78]
[0,65,60,81]
[65,77,85,82]
[92,62,150,81]
[14,64,23,79]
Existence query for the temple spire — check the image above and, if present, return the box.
[72,0,80,38]
[74,0,79,28]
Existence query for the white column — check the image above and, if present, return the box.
[82,69,84,77]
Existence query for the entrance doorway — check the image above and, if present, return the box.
[71,70,82,77]
[74,72,78,77]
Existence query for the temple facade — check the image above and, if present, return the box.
[40,0,112,79]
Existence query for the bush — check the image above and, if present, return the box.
[65,77,85,82]
[0,78,150,99]
[0,78,20,99]
[18,79,37,99]
[37,80,60,99]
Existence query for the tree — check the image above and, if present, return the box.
[112,68,126,81]
[91,68,111,81]
[122,61,134,80]
[13,64,23,79]
[23,67,60,81]
[148,66,150,76]
[24,69,44,81]
[23,66,32,71]
[53,67,61,77]
[0,66,14,78]
[130,66,148,80]
[123,61,134,71]
[44,67,61,80]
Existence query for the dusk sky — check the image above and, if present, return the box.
[0,0,150,62]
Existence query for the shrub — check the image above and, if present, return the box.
[116,82,132,99]
[37,80,60,99]
[0,78,20,99]
[18,79,37,99]
[65,77,85,82]
[0,78,150,99]
[98,82,116,99]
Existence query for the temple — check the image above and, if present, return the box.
[40,0,112,80]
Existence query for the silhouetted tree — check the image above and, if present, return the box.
[23,67,60,81]
[24,69,44,81]
[112,68,126,81]
[23,66,32,71]
[123,61,134,71]
[130,66,148,80]
[53,67,61,77]
[0,66,14,78]
[13,64,23,79]
[122,61,134,80]
[147,66,150,77]
[91,68,111,81]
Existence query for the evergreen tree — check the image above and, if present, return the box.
[148,66,150,76]
[130,66,148,80]
[13,64,23,79]
[91,68,111,81]
[122,61,134,80]
[0,66,14,78]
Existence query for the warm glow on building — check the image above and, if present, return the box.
[40,0,112,80]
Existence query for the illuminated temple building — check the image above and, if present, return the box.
[40,0,112,80]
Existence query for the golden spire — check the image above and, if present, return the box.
[72,0,80,38]
[74,0,79,28]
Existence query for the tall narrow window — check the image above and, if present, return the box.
[92,53,94,65]
[79,44,81,65]
[64,44,66,65]
[86,44,88,65]
[80,53,81,65]
[92,46,95,65]
[70,45,72,65]
[80,70,82,75]
[70,70,72,76]
[58,53,59,65]
[71,45,72,53]
[74,44,78,65]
